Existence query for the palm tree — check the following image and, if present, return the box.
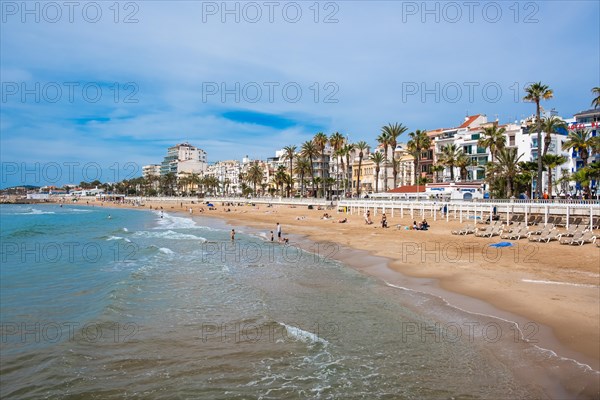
[313,132,329,197]
[432,164,444,183]
[523,82,553,198]
[456,153,471,181]
[282,145,297,197]
[562,129,596,195]
[161,172,177,196]
[329,132,345,197]
[354,141,369,196]
[562,129,595,168]
[494,147,523,197]
[341,143,355,194]
[301,140,318,197]
[407,129,431,184]
[376,130,391,191]
[478,125,506,163]
[592,87,600,109]
[294,157,311,197]
[540,116,567,158]
[246,163,264,195]
[381,123,408,188]
[438,144,462,181]
[542,154,568,197]
[370,152,384,193]
[273,165,288,196]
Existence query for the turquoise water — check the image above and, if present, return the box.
[0,204,597,399]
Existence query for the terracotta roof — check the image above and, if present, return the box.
[459,114,481,129]
[387,185,426,193]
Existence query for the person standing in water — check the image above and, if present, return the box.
[231,229,235,241]
[276,223,282,243]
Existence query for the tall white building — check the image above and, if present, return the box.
[160,143,207,176]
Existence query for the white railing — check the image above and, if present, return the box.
[337,200,600,230]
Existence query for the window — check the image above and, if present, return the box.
[509,136,515,146]
[476,146,486,154]
[471,133,480,140]
[464,145,472,154]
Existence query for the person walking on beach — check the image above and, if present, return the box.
[276,223,282,243]
[231,229,235,241]
[381,213,387,228]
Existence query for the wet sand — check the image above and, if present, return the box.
[76,198,600,371]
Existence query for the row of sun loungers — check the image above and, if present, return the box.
[451,221,598,245]
[504,215,600,228]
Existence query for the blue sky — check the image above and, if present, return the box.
[1,0,599,187]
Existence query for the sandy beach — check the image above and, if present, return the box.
[77,198,600,371]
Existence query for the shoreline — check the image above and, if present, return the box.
[23,200,600,372]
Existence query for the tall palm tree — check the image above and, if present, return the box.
[246,163,264,195]
[355,141,369,196]
[376,130,391,191]
[294,157,311,197]
[313,132,329,197]
[478,125,506,163]
[438,144,462,181]
[282,145,297,197]
[407,129,431,184]
[542,154,568,197]
[432,164,444,183]
[300,140,318,197]
[494,147,523,197]
[456,153,471,181]
[273,165,288,196]
[523,82,553,198]
[562,129,596,194]
[562,129,595,168]
[592,87,600,109]
[329,132,345,197]
[540,116,567,157]
[381,123,408,188]
[340,143,355,194]
[370,152,384,193]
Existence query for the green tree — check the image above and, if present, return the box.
[329,132,345,196]
[370,152,384,193]
[438,144,462,181]
[478,125,506,164]
[523,82,553,198]
[313,132,329,197]
[355,141,369,196]
[376,130,391,191]
[301,140,319,197]
[246,163,264,195]
[493,147,523,197]
[592,87,600,109]
[542,154,568,197]
[407,129,431,184]
[540,116,567,158]
[282,145,297,197]
[381,123,408,188]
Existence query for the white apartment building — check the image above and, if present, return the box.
[205,160,242,195]
[160,142,207,176]
[142,164,161,179]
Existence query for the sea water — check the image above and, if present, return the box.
[1,204,597,399]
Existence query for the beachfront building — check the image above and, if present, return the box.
[142,164,161,179]
[160,142,207,177]
[565,108,600,196]
[205,160,241,195]
[395,145,415,187]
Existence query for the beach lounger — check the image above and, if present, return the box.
[546,216,556,225]
[452,224,476,235]
[569,230,597,246]
[561,224,581,238]
[559,230,586,245]
[501,225,528,240]
[476,223,502,238]
[553,216,564,227]
[529,230,561,243]
[529,223,554,236]
[593,217,600,230]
